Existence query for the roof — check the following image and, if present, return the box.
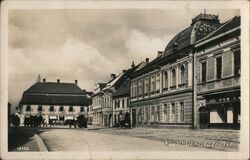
[24,82,84,94]
[163,13,220,57]
[131,13,223,79]
[113,79,130,98]
[98,83,107,90]
[20,82,91,105]
[104,72,124,90]
[20,94,91,106]
[196,16,240,45]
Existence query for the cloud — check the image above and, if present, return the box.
[8,38,118,108]
[125,30,170,63]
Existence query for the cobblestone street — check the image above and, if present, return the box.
[89,127,239,152]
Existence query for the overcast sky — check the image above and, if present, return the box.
[8,9,239,108]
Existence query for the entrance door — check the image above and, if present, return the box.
[132,109,136,127]
[199,106,209,129]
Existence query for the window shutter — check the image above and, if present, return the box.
[223,51,232,76]
[207,57,214,80]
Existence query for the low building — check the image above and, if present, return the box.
[19,79,91,125]
[194,16,241,129]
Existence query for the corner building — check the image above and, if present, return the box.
[194,16,240,129]
[130,13,221,128]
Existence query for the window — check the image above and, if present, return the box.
[151,75,156,91]
[201,61,207,82]
[38,105,42,112]
[117,100,120,108]
[171,103,175,122]
[122,99,124,108]
[180,65,186,84]
[80,106,85,112]
[127,98,130,107]
[163,71,168,88]
[172,69,176,86]
[69,106,73,112]
[216,56,222,79]
[144,78,149,94]
[49,105,54,112]
[26,105,31,112]
[180,102,184,123]
[156,74,160,90]
[234,51,240,75]
[59,106,64,112]
[139,80,143,95]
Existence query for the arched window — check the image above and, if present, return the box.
[180,65,186,84]
[164,71,168,88]
[172,68,176,86]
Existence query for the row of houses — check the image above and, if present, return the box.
[90,13,241,129]
[19,13,240,129]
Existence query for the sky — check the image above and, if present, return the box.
[8,9,240,109]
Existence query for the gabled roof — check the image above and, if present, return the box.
[24,82,84,94]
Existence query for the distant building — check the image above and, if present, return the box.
[194,16,240,129]
[91,82,107,125]
[19,79,91,125]
[112,62,144,126]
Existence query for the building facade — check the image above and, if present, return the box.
[194,16,240,129]
[91,82,106,125]
[112,63,142,126]
[19,79,91,125]
[130,13,222,128]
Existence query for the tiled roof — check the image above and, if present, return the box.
[20,82,91,105]
[20,94,91,106]
[113,79,130,98]
[24,82,84,94]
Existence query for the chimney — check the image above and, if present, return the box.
[122,70,127,73]
[75,80,78,85]
[157,51,163,57]
[57,79,60,83]
[131,61,135,68]
[145,58,149,64]
[111,74,116,79]
[43,78,46,83]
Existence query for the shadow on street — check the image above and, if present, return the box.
[8,126,44,151]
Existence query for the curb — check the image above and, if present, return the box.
[34,134,48,152]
